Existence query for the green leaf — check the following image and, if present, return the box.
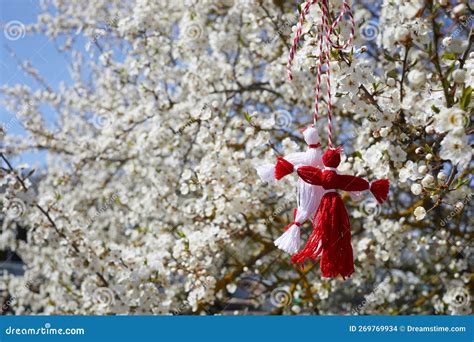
[431,105,440,114]
[441,52,456,60]
[387,69,398,79]
[460,86,472,110]
[137,226,148,233]
[384,53,396,62]
[243,111,252,123]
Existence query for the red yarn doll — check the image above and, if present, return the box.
[289,147,389,279]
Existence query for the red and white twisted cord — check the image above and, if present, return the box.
[327,1,354,50]
[322,0,333,147]
[286,0,355,147]
[287,0,317,82]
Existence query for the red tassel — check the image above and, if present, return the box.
[291,192,354,279]
[370,179,389,204]
[274,157,294,180]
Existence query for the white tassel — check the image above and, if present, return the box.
[274,224,301,254]
[257,125,325,256]
[256,164,275,182]
[269,126,325,255]
[303,126,319,145]
[284,152,307,165]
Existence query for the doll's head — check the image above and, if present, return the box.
[301,125,320,147]
[322,147,342,168]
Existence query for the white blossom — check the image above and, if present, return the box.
[411,184,422,196]
[0,0,470,316]
[414,206,427,221]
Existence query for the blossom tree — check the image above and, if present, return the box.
[0,0,472,315]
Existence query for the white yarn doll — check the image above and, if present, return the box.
[256,125,325,254]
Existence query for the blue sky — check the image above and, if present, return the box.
[1,0,74,167]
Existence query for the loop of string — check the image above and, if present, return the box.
[286,0,355,148]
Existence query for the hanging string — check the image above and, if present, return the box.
[287,1,315,82]
[286,0,355,148]
[316,0,331,144]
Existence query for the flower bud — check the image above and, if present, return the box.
[411,183,422,195]
[442,37,452,47]
[380,127,390,137]
[421,174,435,187]
[437,171,447,182]
[425,125,435,134]
[414,206,427,221]
[453,69,466,83]
[386,78,396,87]
[407,70,426,87]
[395,27,411,43]
[454,202,464,211]
[418,165,428,174]
[453,4,467,16]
